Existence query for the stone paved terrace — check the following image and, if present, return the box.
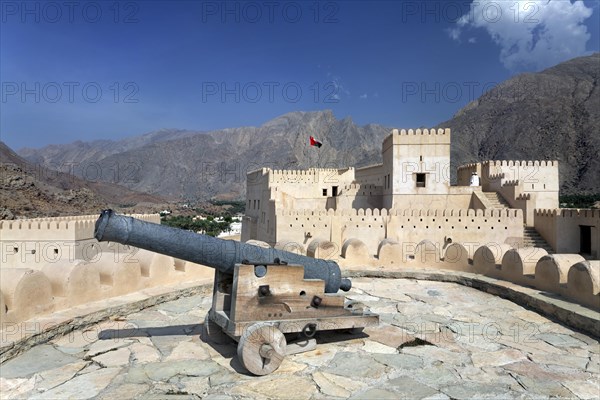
[1,278,599,399]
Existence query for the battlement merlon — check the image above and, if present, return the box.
[383,128,451,150]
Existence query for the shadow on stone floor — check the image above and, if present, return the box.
[98,323,203,339]
[314,329,369,344]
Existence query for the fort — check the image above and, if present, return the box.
[242,128,593,257]
[0,128,599,396]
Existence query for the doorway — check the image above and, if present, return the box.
[580,225,591,254]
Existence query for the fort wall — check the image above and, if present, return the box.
[535,209,600,258]
[457,160,559,226]
[274,208,523,258]
[387,129,452,203]
[1,211,598,329]
[0,213,160,269]
[0,214,214,328]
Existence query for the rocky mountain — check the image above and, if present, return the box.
[16,54,600,201]
[438,53,599,194]
[18,128,201,168]
[18,111,391,201]
[0,142,168,219]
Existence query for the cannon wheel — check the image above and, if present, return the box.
[237,323,286,375]
[201,312,231,345]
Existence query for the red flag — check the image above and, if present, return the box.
[310,136,322,148]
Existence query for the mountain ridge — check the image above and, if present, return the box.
[1,141,168,218]
[437,53,599,193]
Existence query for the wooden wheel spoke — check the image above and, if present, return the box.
[238,323,286,375]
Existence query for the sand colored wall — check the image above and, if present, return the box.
[41,259,103,308]
[534,254,586,293]
[274,208,524,260]
[566,261,600,309]
[468,245,599,310]
[469,190,494,210]
[386,129,452,202]
[457,161,559,226]
[341,238,370,264]
[0,214,213,328]
[485,161,558,226]
[354,164,384,186]
[472,243,514,278]
[535,209,600,258]
[0,290,6,321]
[252,237,600,311]
[0,213,160,269]
[456,163,482,186]
[333,183,384,210]
[459,160,559,193]
[377,239,403,265]
[441,243,472,271]
[243,167,359,243]
[501,247,549,286]
[0,269,54,324]
[0,249,214,328]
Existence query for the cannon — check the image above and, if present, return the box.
[94,210,378,375]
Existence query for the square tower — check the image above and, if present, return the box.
[382,128,451,208]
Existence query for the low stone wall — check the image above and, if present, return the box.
[2,214,597,336]
[0,214,218,328]
[275,235,600,312]
[0,249,213,328]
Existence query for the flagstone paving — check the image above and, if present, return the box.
[1,278,599,399]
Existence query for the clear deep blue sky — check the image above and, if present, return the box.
[1,0,599,149]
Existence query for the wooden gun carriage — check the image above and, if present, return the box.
[95,210,378,375]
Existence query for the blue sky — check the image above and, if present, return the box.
[1,0,599,150]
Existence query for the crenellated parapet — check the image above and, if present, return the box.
[503,180,520,186]
[265,167,357,189]
[0,213,159,236]
[557,208,600,218]
[483,160,557,167]
[457,162,480,171]
[535,209,559,217]
[275,207,523,219]
[0,213,161,269]
[392,128,450,135]
[487,173,505,180]
[343,183,380,191]
[383,128,451,149]
[535,207,600,222]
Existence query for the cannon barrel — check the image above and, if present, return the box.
[94,210,351,293]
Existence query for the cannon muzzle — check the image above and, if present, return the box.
[94,210,351,293]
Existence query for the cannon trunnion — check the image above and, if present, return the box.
[94,210,379,375]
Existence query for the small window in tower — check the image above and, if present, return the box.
[420,155,423,162]
[322,188,328,196]
[332,186,338,196]
[416,173,426,187]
